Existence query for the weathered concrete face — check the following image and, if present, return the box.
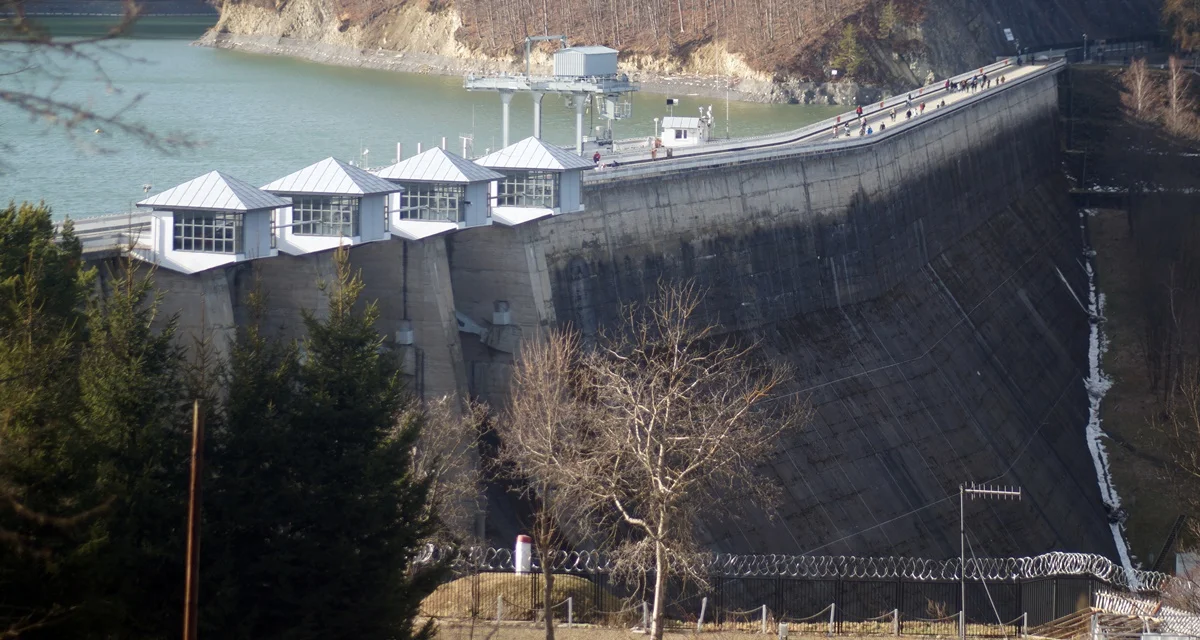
[463,71,1114,557]
[96,69,1112,558]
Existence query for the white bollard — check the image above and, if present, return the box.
[697,596,708,631]
[778,622,788,640]
[514,534,532,574]
[893,609,900,636]
[762,605,768,634]
[568,596,573,627]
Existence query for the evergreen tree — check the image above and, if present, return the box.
[0,203,101,637]
[205,251,443,640]
[877,1,897,38]
[832,24,866,77]
[70,262,190,639]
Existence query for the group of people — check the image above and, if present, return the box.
[945,72,1007,94]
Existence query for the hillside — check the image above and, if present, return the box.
[202,0,1163,97]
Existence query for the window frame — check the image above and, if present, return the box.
[497,171,559,209]
[172,210,243,255]
[397,183,466,223]
[291,195,361,237]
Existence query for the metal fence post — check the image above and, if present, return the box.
[698,596,708,632]
[497,595,504,624]
[779,622,789,640]
[828,603,836,637]
[1022,612,1028,638]
[568,596,573,628]
[762,604,768,634]
[893,608,900,636]
[643,601,649,634]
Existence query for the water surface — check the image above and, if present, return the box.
[1,20,841,218]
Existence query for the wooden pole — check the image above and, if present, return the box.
[183,399,204,640]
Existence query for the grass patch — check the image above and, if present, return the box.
[422,573,628,624]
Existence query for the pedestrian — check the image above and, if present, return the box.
[890,107,896,121]
[906,109,912,119]
[919,102,925,114]
[856,104,864,117]
[593,150,601,166]
[906,93,913,107]
[944,79,950,92]
[832,124,840,139]
[939,99,946,108]
[878,122,885,131]
[866,125,874,135]
[859,122,866,136]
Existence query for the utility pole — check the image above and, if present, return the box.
[183,399,205,640]
[959,483,1022,640]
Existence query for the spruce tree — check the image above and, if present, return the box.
[205,251,443,640]
[71,262,190,638]
[0,203,99,637]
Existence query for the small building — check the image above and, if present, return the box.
[372,147,504,241]
[135,171,289,274]
[660,116,710,147]
[553,46,619,77]
[474,136,592,226]
[261,157,401,256]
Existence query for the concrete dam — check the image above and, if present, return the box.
[88,62,1118,559]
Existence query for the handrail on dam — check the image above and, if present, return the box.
[584,59,1067,184]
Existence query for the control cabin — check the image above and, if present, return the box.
[373,147,504,240]
[474,136,592,226]
[135,171,288,274]
[262,157,400,255]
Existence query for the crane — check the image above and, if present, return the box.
[524,35,568,78]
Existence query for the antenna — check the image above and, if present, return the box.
[959,484,1022,640]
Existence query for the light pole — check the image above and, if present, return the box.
[1083,33,1088,62]
[959,483,1022,640]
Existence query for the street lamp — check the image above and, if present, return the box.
[1083,33,1088,61]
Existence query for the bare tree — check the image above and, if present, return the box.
[500,282,809,640]
[0,0,192,165]
[407,395,489,545]
[1164,55,1200,140]
[1121,58,1162,123]
[497,331,584,640]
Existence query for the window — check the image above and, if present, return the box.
[173,211,242,254]
[291,196,360,237]
[497,172,559,209]
[398,183,466,222]
[675,129,684,139]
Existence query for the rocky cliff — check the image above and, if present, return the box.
[201,0,1162,99]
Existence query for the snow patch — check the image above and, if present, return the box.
[1079,209,1138,587]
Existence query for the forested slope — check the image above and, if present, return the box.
[209,0,1162,88]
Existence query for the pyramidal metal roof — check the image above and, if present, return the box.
[373,147,504,183]
[474,137,594,171]
[261,157,400,195]
[137,171,290,212]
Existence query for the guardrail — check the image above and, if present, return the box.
[585,59,1065,185]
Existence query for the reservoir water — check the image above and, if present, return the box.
[1,19,841,219]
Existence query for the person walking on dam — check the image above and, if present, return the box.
[592,150,601,166]
[856,104,863,118]
[890,107,897,121]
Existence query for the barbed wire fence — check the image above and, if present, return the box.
[416,547,1200,636]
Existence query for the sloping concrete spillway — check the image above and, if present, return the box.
[451,67,1114,557]
[106,65,1113,558]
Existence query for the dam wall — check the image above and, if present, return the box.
[450,68,1117,558]
[101,66,1116,558]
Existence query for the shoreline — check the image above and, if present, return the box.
[195,32,884,106]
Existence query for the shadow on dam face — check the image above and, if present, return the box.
[541,76,1115,559]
